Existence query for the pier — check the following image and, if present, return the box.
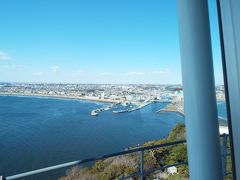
[91,99,173,116]
[91,103,116,116]
[111,99,155,114]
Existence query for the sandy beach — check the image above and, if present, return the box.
[0,92,119,103]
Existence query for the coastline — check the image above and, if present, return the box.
[1,92,228,130]
[157,100,184,116]
[158,100,229,132]
[158,109,185,117]
[159,109,228,133]
[0,92,119,104]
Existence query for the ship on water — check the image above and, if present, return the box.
[91,104,114,116]
[91,110,99,116]
[91,108,104,116]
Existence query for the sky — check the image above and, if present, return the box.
[0,0,223,84]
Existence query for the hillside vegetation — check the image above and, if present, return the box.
[60,123,233,180]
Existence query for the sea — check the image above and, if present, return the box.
[0,95,227,179]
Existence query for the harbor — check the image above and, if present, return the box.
[91,104,115,116]
[91,99,171,116]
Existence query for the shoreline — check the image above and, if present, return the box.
[1,93,228,129]
[158,109,185,117]
[0,92,119,104]
[158,105,229,131]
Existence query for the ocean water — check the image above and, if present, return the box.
[0,96,226,179]
[218,101,227,119]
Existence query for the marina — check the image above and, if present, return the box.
[92,99,169,115]
[91,104,115,116]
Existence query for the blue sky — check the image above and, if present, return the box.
[0,0,223,84]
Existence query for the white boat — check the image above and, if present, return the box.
[104,107,111,110]
[91,110,99,116]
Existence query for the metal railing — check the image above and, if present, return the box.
[1,134,229,180]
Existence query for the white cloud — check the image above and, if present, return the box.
[124,69,170,76]
[126,72,146,75]
[50,66,60,72]
[150,71,165,74]
[0,64,24,69]
[150,68,170,74]
[0,51,11,60]
[69,70,85,76]
[77,70,85,73]
[99,72,110,76]
[0,65,15,69]
[33,72,44,76]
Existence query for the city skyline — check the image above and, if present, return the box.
[0,0,223,84]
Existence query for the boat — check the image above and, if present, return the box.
[91,110,99,116]
[103,106,111,111]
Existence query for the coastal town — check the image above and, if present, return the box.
[0,82,225,103]
[0,82,225,115]
[0,83,183,103]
